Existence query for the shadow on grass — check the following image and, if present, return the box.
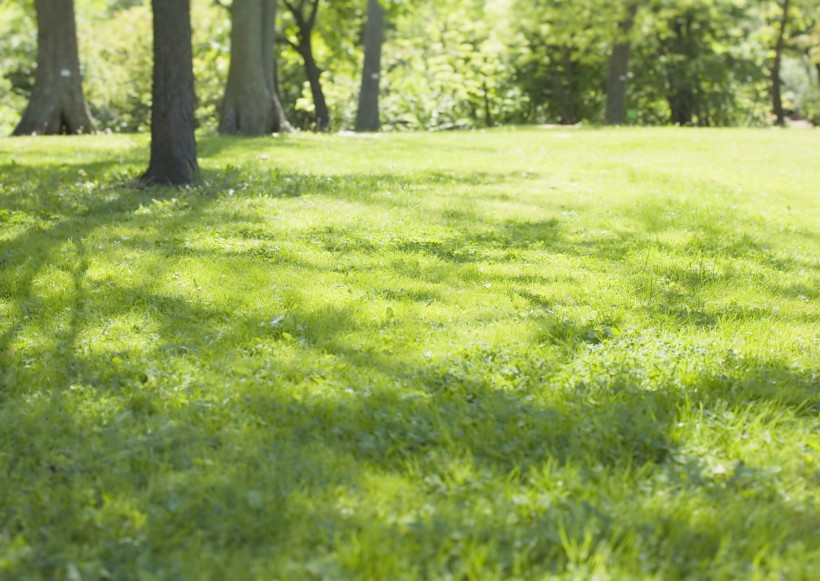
[1,154,817,577]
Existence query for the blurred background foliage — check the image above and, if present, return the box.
[0,0,818,134]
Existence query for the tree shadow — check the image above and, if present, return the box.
[1,153,817,578]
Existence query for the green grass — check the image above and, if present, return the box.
[1,127,818,580]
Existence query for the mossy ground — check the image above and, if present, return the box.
[1,128,818,579]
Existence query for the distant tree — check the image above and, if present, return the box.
[12,0,95,136]
[220,0,293,135]
[771,0,791,125]
[604,2,639,125]
[141,0,198,185]
[355,0,386,132]
[282,0,330,131]
[511,0,611,125]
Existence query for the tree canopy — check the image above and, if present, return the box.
[1,0,818,134]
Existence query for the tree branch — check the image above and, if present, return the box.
[307,0,320,30]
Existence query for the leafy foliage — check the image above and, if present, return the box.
[2,0,818,131]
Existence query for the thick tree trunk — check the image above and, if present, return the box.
[668,90,694,126]
[141,0,199,185]
[12,0,94,136]
[604,3,638,126]
[771,0,790,126]
[219,0,292,134]
[355,0,385,132]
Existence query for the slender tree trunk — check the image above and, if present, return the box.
[604,3,638,126]
[355,0,385,132]
[301,38,330,131]
[12,0,94,136]
[561,47,576,125]
[220,0,292,134]
[141,0,198,185]
[283,0,329,131]
[771,0,791,126]
[482,81,494,127]
[262,0,292,133]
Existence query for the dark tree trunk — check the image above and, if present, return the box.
[12,0,94,136]
[604,3,638,126]
[299,37,330,131]
[283,0,330,131]
[355,0,385,132]
[482,81,494,128]
[141,0,199,185]
[668,91,694,126]
[771,0,790,126]
[219,0,292,134]
[560,47,576,125]
[664,14,696,126]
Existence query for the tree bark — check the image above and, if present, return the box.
[141,0,199,185]
[219,0,293,134]
[283,0,330,131]
[355,0,385,132]
[771,0,791,126]
[604,3,638,126]
[302,43,330,131]
[12,0,95,136]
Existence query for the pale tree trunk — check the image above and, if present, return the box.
[604,3,638,126]
[771,0,790,126]
[141,0,199,185]
[219,0,293,134]
[355,0,385,132]
[12,0,95,136]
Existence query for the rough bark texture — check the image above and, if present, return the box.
[355,0,385,132]
[284,0,330,131]
[219,0,293,134]
[604,3,638,126]
[141,0,199,185]
[771,0,790,126]
[12,0,95,136]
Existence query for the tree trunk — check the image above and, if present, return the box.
[560,47,576,125]
[301,37,330,131]
[668,90,694,126]
[219,0,292,134]
[283,0,329,131]
[12,0,94,136]
[604,3,638,126]
[771,0,790,126]
[482,81,494,128]
[141,0,199,185]
[355,0,385,132]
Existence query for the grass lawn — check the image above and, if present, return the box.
[1,127,818,579]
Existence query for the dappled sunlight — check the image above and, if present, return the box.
[0,130,818,577]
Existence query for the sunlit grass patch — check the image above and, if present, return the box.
[0,128,818,579]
